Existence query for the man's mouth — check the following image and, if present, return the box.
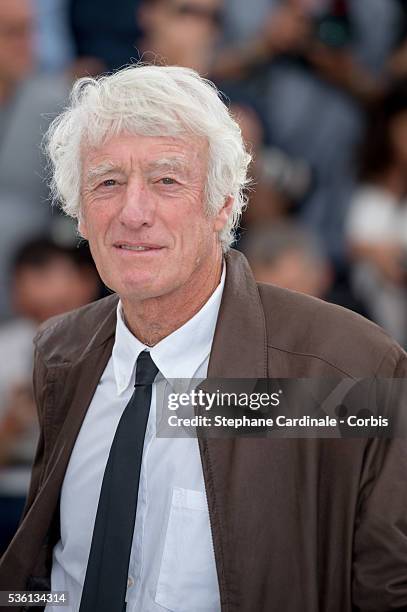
[114,243,163,252]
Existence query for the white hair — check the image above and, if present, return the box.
[45,64,252,252]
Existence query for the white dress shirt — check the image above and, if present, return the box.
[46,267,225,612]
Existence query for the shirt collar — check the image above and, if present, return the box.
[112,263,226,395]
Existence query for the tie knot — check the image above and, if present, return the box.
[135,350,159,386]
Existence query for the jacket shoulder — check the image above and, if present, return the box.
[34,293,119,365]
[257,282,406,376]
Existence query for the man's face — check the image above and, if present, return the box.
[80,133,230,303]
[0,0,34,85]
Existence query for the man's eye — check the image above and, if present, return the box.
[101,179,117,187]
[160,177,176,185]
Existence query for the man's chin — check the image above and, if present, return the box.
[117,279,168,302]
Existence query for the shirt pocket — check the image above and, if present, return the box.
[155,487,221,612]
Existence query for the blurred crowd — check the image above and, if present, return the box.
[2,0,407,551]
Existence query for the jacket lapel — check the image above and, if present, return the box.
[26,302,118,551]
[208,249,268,379]
[201,249,268,611]
[41,337,115,490]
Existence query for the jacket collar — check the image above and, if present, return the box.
[208,249,268,378]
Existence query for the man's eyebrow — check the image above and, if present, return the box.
[146,157,189,174]
[85,162,123,182]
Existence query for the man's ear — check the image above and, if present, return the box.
[214,195,234,232]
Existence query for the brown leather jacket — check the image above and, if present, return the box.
[1,249,407,611]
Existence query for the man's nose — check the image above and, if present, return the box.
[118,179,155,228]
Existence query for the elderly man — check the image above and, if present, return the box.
[0,65,406,612]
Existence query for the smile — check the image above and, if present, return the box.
[114,243,164,253]
[119,246,155,251]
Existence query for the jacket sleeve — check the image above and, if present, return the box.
[352,350,407,611]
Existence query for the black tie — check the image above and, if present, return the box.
[79,350,159,612]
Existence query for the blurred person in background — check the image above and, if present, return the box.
[212,0,404,261]
[34,0,74,73]
[230,101,290,227]
[243,220,369,314]
[138,0,223,74]
[69,0,142,72]
[385,0,407,81]
[230,100,311,227]
[242,221,332,298]
[0,238,101,556]
[0,0,70,320]
[346,80,407,346]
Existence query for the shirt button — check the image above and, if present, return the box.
[127,576,134,588]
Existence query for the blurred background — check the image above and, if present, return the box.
[2,0,407,553]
